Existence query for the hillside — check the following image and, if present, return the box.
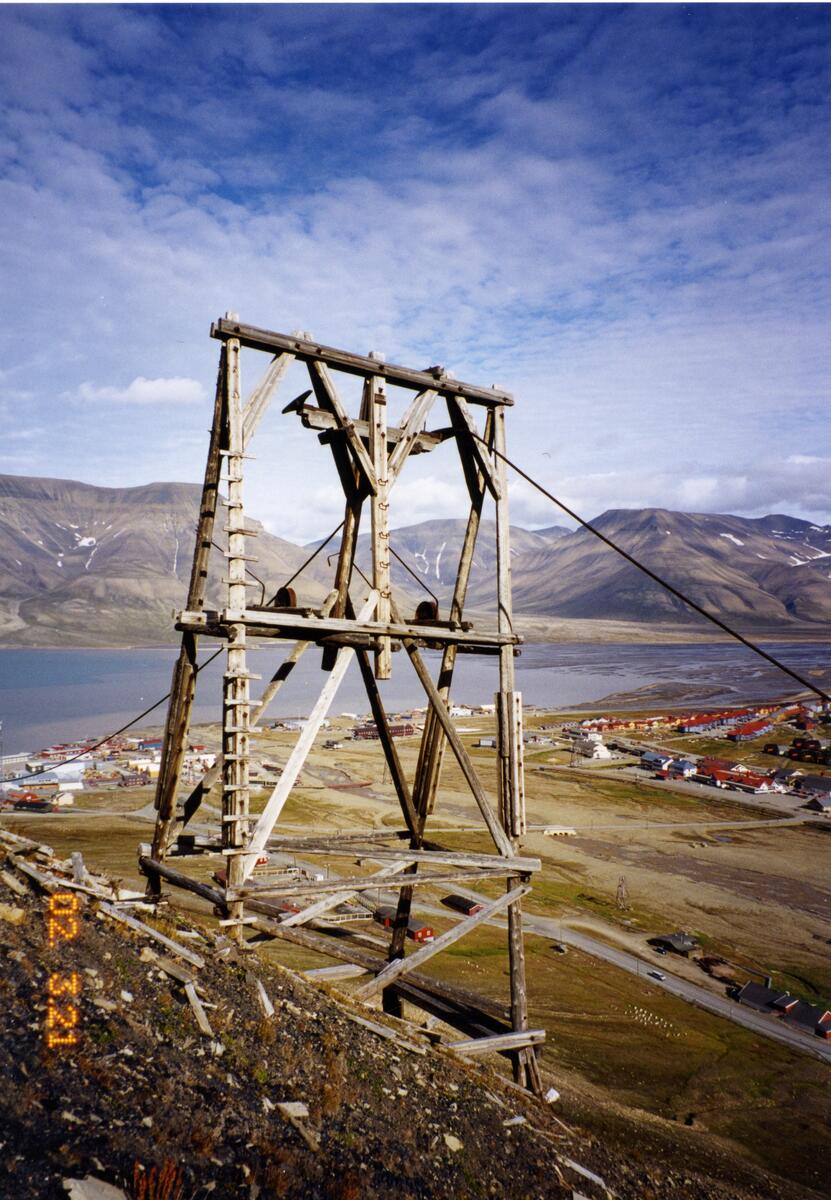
[0,475,329,647]
[0,828,810,1200]
[1,472,830,646]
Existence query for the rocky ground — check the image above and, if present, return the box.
[0,829,818,1200]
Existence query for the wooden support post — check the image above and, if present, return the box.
[222,335,251,939]
[493,404,539,1093]
[150,347,227,877]
[368,363,391,678]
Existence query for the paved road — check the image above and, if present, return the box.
[521,912,831,1065]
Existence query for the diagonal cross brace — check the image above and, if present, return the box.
[239,590,378,881]
[355,883,530,1000]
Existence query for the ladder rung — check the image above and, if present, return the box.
[223,754,248,761]
[219,450,256,460]
[222,553,259,562]
[222,578,260,587]
[223,726,250,734]
[224,671,262,680]
[217,916,257,927]
[221,814,253,823]
[222,784,249,792]
[224,525,258,536]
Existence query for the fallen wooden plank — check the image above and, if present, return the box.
[184,981,214,1036]
[341,1009,427,1055]
[304,964,370,981]
[447,1029,546,1056]
[151,954,198,987]
[249,973,275,1018]
[0,868,28,897]
[0,830,55,856]
[11,857,63,894]
[98,901,205,969]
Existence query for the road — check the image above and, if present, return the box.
[521,912,831,1065]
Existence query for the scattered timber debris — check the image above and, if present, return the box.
[0,829,800,1199]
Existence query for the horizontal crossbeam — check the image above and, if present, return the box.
[225,868,508,901]
[211,318,513,407]
[298,404,447,455]
[176,609,520,649]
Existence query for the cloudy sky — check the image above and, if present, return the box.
[1,3,829,542]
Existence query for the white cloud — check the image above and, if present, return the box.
[77,376,206,405]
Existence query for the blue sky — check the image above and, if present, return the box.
[1,3,829,541]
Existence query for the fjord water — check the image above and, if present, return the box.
[1,643,830,757]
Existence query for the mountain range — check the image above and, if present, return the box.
[1,472,829,646]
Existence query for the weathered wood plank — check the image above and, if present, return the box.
[304,964,371,981]
[230,867,506,901]
[184,981,214,1036]
[277,860,412,927]
[211,319,514,407]
[387,389,438,481]
[98,901,205,968]
[299,404,444,454]
[368,370,392,677]
[178,608,518,648]
[242,352,294,446]
[447,1029,546,1056]
[309,360,378,493]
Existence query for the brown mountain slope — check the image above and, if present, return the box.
[0,474,329,646]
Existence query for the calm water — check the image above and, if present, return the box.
[1,642,830,757]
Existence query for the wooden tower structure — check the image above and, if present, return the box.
[143,315,543,1092]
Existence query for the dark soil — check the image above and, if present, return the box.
[0,834,820,1200]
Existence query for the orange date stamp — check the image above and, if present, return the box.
[45,892,81,1049]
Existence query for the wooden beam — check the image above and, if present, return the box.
[151,344,227,868]
[387,388,438,481]
[229,868,506,901]
[98,901,206,969]
[447,396,500,500]
[240,591,379,879]
[309,360,377,493]
[402,638,514,857]
[277,860,412,927]
[138,855,225,909]
[447,1029,546,1057]
[304,964,370,981]
[245,907,510,1022]
[368,370,392,677]
[242,352,295,447]
[298,404,445,454]
[354,884,530,1000]
[177,608,518,648]
[355,849,539,871]
[211,319,514,407]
